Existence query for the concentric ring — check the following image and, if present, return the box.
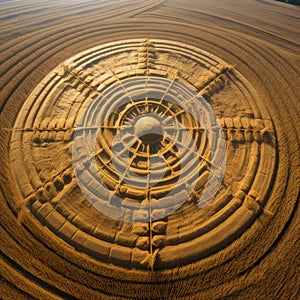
[9,39,277,270]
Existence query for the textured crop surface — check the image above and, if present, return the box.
[0,1,299,299]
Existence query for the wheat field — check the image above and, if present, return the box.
[0,0,299,299]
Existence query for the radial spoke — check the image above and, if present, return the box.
[114,140,142,191]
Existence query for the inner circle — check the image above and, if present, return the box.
[134,115,163,144]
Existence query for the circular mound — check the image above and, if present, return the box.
[9,39,277,270]
[134,116,162,143]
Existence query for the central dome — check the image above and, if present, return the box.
[134,115,163,144]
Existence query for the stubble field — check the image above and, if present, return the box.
[0,0,299,299]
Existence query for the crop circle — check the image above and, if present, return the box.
[10,39,277,270]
